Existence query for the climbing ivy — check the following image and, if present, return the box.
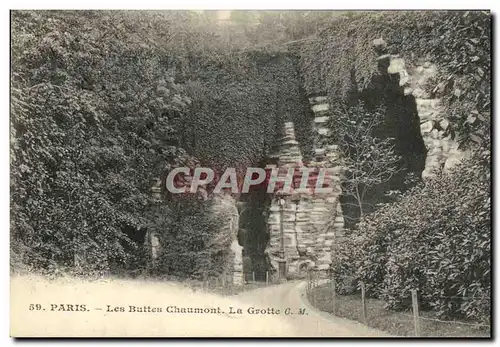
[10,10,192,274]
[10,10,314,276]
[298,10,491,147]
[182,54,314,171]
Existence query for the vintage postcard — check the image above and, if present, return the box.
[10,9,491,338]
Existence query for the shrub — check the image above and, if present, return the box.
[334,151,490,323]
[152,198,234,279]
[10,10,191,272]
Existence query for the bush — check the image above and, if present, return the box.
[334,151,490,323]
[151,198,234,279]
[10,11,191,272]
[10,10,314,275]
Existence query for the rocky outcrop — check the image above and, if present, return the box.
[265,123,304,276]
[265,118,344,279]
[307,96,344,272]
[209,194,243,285]
[373,38,470,179]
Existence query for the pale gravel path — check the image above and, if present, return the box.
[234,280,392,337]
[11,275,392,337]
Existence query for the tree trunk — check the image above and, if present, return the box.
[355,185,363,217]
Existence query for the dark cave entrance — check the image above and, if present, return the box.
[113,225,148,275]
[339,72,428,228]
[238,157,274,281]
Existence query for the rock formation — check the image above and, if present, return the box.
[373,38,470,179]
[209,193,243,285]
[265,118,344,279]
[306,96,345,272]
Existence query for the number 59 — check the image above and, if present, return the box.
[29,304,42,311]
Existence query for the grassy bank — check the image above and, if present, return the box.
[309,283,490,337]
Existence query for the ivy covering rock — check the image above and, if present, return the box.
[10,10,313,277]
[10,10,491,326]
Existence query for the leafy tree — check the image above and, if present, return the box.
[329,102,401,219]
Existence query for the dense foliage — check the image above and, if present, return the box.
[150,198,234,279]
[11,11,192,274]
[10,10,313,277]
[11,10,491,319]
[182,54,314,170]
[332,151,491,323]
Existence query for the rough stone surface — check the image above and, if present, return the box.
[209,194,244,285]
[265,104,344,279]
[374,42,470,178]
[372,38,387,54]
[230,239,244,285]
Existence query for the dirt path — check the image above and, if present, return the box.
[234,280,391,337]
[11,275,391,337]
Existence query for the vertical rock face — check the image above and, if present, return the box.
[265,117,344,279]
[210,193,243,285]
[148,179,163,263]
[279,122,304,167]
[230,238,244,285]
[373,38,470,179]
[265,123,304,276]
[307,96,344,273]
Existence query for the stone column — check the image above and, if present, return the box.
[149,178,162,263]
[307,95,345,276]
[309,95,331,164]
[266,198,282,275]
[265,122,304,278]
[230,239,244,285]
[265,118,344,279]
[227,196,244,286]
[149,232,160,262]
[210,194,243,285]
[278,122,304,167]
[295,198,313,256]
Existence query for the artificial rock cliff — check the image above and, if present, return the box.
[373,38,470,179]
[209,194,243,285]
[146,37,473,283]
[265,97,344,279]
